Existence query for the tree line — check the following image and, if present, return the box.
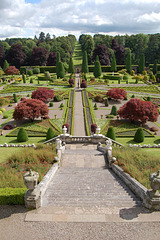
[0,32,160,70]
[79,33,160,66]
[0,32,76,69]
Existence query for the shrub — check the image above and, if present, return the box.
[0,98,10,106]
[49,102,53,107]
[106,115,114,119]
[0,188,26,205]
[94,103,98,110]
[123,74,129,80]
[104,98,109,106]
[107,88,127,100]
[27,70,33,76]
[46,127,55,140]
[110,105,117,116]
[131,70,135,76]
[5,66,19,75]
[0,111,2,115]
[3,124,13,130]
[0,108,6,112]
[13,93,17,103]
[94,95,103,103]
[30,78,33,83]
[33,68,40,74]
[32,87,54,102]
[81,81,87,88]
[57,62,65,78]
[91,123,97,133]
[62,123,69,133]
[149,127,159,133]
[106,126,116,140]
[147,96,151,101]
[54,95,63,102]
[17,128,28,142]
[60,103,64,108]
[3,113,8,119]
[22,73,26,83]
[134,127,144,143]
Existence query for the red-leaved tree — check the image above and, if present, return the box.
[107,88,127,100]
[31,87,54,102]
[118,98,159,124]
[13,99,49,121]
[5,66,19,75]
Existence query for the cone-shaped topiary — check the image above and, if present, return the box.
[68,57,75,74]
[46,127,55,141]
[110,105,117,116]
[126,51,131,74]
[17,127,28,142]
[57,62,65,78]
[110,54,117,72]
[139,54,145,73]
[13,93,17,103]
[82,51,89,73]
[106,126,116,140]
[22,73,26,83]
[56,52,60,74]
[134,127,144,143]
[93,56,102,78]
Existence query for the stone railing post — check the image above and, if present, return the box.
[143,170,160,210]
[23,169,41,209]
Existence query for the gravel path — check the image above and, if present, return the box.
[0,205,160,240]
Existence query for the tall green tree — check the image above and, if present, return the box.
[57,62,65,78]
[153,60,157,75]
[3,60,9,72]
[139,54,145,73]
[56,52,60,74]
[82,51,89,73]
[68,57,75,74]
[110,54,117,72]
[93,56,102,78]
[126,51,131,73]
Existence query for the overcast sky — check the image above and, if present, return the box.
[0,0,160,39]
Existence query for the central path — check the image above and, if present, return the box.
[73,74,86,136]
[26,145,143,223]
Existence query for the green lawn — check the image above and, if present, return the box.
[116,136,160,146]
[0,148,22,163]
[0,136,46,145]
[73,42,83,66]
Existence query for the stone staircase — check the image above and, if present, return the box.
[26,144,143,222]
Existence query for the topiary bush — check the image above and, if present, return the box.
[106,126,116,140]
[54,95,63,102]
[94,95,103,103]
[27,70,33,76]
[30,78,33,84]
[104,98,109,106]
[3,124,13,130]
[17,128,28,142]
[91,123,97,133]
[49,102,53,107]
[13,93,17,103]
[0,108,5,112]
[134,127,144,143]
[80,81,87,88]
[94,103,98,110]
[110,105,117,116]
[0,111,2,115]
[33,68,40,74]
[46,127,55,140]
[147,96,151,101]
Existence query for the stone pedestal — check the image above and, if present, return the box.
[23,169,41,209]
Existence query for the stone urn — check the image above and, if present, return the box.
[149,170,160,198]
[23,169,41,209]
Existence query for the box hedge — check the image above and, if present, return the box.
[0,188,26,205]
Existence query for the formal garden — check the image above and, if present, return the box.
[0,33,160,204]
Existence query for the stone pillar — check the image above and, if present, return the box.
[23,169,41,209]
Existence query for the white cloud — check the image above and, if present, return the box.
[0,0,160,39]
[137,12,160,23]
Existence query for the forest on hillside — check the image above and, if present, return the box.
[0,32,160,69]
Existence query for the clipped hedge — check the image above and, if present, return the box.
[0,188,26,205]
[20,66,57,74]
[103,74,121,80]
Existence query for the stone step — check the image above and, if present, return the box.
[42,167,141,207]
